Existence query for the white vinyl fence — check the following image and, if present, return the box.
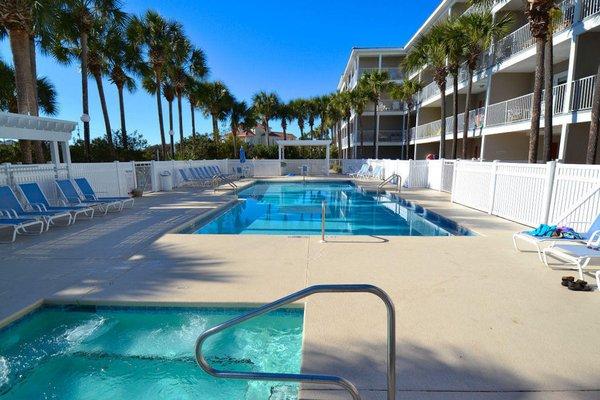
[2,157,599,230]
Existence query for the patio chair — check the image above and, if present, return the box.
[542,231,600,280]
[0,214,45,243]
[0,185,72,230]
[349,164,369,178]
[214,165,236,180]
[369,166,384,180]
[55,180,121,215]
[18,182,95,223]
[182,168,213,188]
[201,166,233,184]
[74,178,135,210]
[513,214,600,261]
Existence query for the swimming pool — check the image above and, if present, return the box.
[0,306,304,399]
[185,181,473,236]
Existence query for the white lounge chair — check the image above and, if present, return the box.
[513,214,600,261]
[542,231,600,280]
[349,164,368,178]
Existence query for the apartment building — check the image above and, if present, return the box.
[337,0,600,163]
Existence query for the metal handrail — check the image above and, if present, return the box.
[195,284,396,400]
[378,173,402,193]
[320,200,327,242]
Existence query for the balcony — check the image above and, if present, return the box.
[359,67,404,81]
[494,0,575,65]
[582,0,600,19]
[365,100,407,113]
[414,108,485,141]
[353,130,406,144]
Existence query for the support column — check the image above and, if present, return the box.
[558,28,579,161]
[325,144,330,176]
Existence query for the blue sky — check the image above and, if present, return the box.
[0,0,439,144]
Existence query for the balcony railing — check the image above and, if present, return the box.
[494,0,575,64]
[359,67,404,80]
[356,130,405,143]
[414,108,485,141]
[366,100,407,112]
[582,0,600,19]
[570,75,596,111]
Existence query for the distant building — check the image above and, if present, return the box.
[228,124,296,146]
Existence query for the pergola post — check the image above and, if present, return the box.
[326,144,330,176]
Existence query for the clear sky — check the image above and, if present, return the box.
[0,0,440,144]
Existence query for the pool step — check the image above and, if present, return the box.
[269,384,298,400]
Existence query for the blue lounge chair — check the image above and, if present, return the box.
[74,178,135,210]
[214,165,235,180]
[0,185,72,230]
[349,164,369,178]
[0,215,45,243]
[180,168,213,188]
[203,166,234,184]
[18,182,95,222]
[55,180,121,215]
[513,214,600,261]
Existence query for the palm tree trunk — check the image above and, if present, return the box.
[117,84,128,150]
[29,35,44,163]
[529,38,545,163]
[439,83,447,159]
[452,73,459,159]
[586,63,600,164]
[373,99,379,159]
[168,99,174,159]
[177,94,184,144]
[543,37,553,162]
[212,115,219,141]
[190,102,196,138]
[8,28,34,163]
[154,73,166,160]
[346,118,351,159]
[405,107,412,160]
[81,31,91,162]
[232,129,238,158]
[462,69,474,159]
[93,72,114,157]
[359,117,365,159]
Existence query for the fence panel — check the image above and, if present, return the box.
[4,164,69,204]
[69,162,135,197]
[408,160,429,188]
[549,164,600,230]
[427,160,443,191]
[441,160,455,193]
[451,161,493,212]
[282,159,328,176]
[342,159,366,174]
[491,163,548,226]
[251,160,281,177]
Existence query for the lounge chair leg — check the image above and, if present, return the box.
[596,271,600,292]
[512,234,521,252]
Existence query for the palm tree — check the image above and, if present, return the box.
[332,92,352,158]
[0,0,43,163]
[162,80,175,159]
[86,21,115,155]
[0,58,57,116]
[229,99,251,158]
[187,78,201,137]
[587,64,600,164]
[105,22,138,150]
[128,10,182,160]
[359,70,391,159]
[404,25,449,158]
[458,10,512,159]
[252,91,280,145]
[314,95,331,139]
[55,0,125,161]
[390,79,423,160]
[442,19,467,159]
[277,102,292,141]
[349,86,369,159]
[327,94,346,156]
[289,99,307,139]
[306,98,318,139]
[196,81,233,141]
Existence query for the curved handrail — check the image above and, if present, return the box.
[195,284,396,400]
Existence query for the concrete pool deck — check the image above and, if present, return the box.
[1,177,599,399]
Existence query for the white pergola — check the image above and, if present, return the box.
[0,112,77,167]
[276,139,332,176]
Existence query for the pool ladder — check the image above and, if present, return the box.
[195,284,396,400]
[378,174,402,193]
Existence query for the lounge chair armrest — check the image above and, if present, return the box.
[0,209,18,218]
[587,230,600,248]
[31,203,46,212]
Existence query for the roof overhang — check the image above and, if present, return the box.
[0,112,77,142]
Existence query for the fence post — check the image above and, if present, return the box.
[150,160,157,192]
[541,160,557,224]
[488,160,499,214]
[114,161,123,196]
[131,161,137,191]
[439,158,445,192]
[450,160,458,203]
[407,159,414,188]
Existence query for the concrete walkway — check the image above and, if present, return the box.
[1,179,599,400]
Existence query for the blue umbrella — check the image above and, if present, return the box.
[239,147,246,164]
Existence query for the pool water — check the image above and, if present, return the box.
[189,181,472,236]
[0,306,304,400]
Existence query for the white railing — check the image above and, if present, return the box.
[486,93,533,126]
[359,67,404,81]
[570,75,596,111]
[494,0,574,64]
[415,107,484,142]
[366,100,406,112]
[415,119,442,140]
[419,81,440,103]
[581,0,600,19]
[360,130,405,143]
